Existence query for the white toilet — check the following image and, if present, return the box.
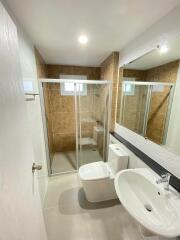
[79,144,129,202]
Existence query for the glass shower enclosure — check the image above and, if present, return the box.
[39,79,111,176]
[120,81,174,145]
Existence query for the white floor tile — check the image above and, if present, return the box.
[44,206,93,240]
[44,173,81,209]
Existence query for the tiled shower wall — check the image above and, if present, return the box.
[35,49,48,78]
[80,85,100,139]
[121,86,148,134]
[123,69,147,80]
[43,82,109,160]
[94,84,108,123]
[120,68,149,134]
[43,83,76,152]
[100,52,119,131]
[145,60,179,144]
[38,54,119,156]
[43,65,101,153]
[46,65,100,79]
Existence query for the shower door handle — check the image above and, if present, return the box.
[32,163,42,173]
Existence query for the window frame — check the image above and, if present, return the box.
[60,74,87,96]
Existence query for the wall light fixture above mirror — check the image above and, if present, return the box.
[116,37,180,156]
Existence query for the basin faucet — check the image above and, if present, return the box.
[156,173,171,191]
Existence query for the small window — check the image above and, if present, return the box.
[60,74,87,96]
[152,85,164,92]
[23,81,33,92]
[123,83,135,96]
[61,82,87,96]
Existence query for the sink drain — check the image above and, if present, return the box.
[144,204,153,212]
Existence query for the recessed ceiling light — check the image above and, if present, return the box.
[159,44,169,54]
[78,34,88,45]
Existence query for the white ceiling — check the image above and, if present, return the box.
[5,0,180,66]
[125,37,180,70]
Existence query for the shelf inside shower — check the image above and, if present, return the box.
[79,137,97,146]
[81,117,96,123]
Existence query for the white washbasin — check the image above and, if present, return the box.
[114,168,180,238]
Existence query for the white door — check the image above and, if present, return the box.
[0,2,47,240]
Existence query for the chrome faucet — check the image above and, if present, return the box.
[156,173,171,190]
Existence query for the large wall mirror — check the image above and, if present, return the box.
[116,37,180,155]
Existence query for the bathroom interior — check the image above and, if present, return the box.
[2,1,180,240]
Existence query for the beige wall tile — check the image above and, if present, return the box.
[100,52,119,131]
[53,134,76,152]
[51,112,75,134]
[46,65,100,80]
[43,65,101,152]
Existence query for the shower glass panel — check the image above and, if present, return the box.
[120,81,174,145]
[42,82,77,174]
[77,83,108,167]
[40,80,110,176]
[146,85,173,144]
[121,83,149,135]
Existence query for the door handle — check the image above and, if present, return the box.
[32,163,42,173]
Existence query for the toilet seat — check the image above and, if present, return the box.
[79,161,109,180]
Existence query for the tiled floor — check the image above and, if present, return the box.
[51,149,102,174]
[51,152,76,174]
[43,173,175,240]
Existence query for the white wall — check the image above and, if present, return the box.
[18,29,39,94]
[1,0,48,206]
[0,2,47,238]
[25,96,48,206]
[119,4,180,67]
[166,62,180,155]
[18,29,48,207]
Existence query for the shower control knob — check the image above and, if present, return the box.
[32,163,42,173]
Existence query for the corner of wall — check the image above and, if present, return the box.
[166,60,180,155]
[35,48,48,78]
[100,52,119,131]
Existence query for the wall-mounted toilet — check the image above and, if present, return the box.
[78,144,129,202]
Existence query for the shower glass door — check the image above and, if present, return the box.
[146,84,173,144]
[40,80,110,176]
[121,82,149,136]
[120,81,174,145]
[42,82,77,175]
[76,82,109,167]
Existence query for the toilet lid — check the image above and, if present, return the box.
[79,161,109,180]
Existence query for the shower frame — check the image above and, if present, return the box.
[39,79,112,177]
[120,81,175,145]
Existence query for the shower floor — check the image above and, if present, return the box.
[51,148,102,174]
